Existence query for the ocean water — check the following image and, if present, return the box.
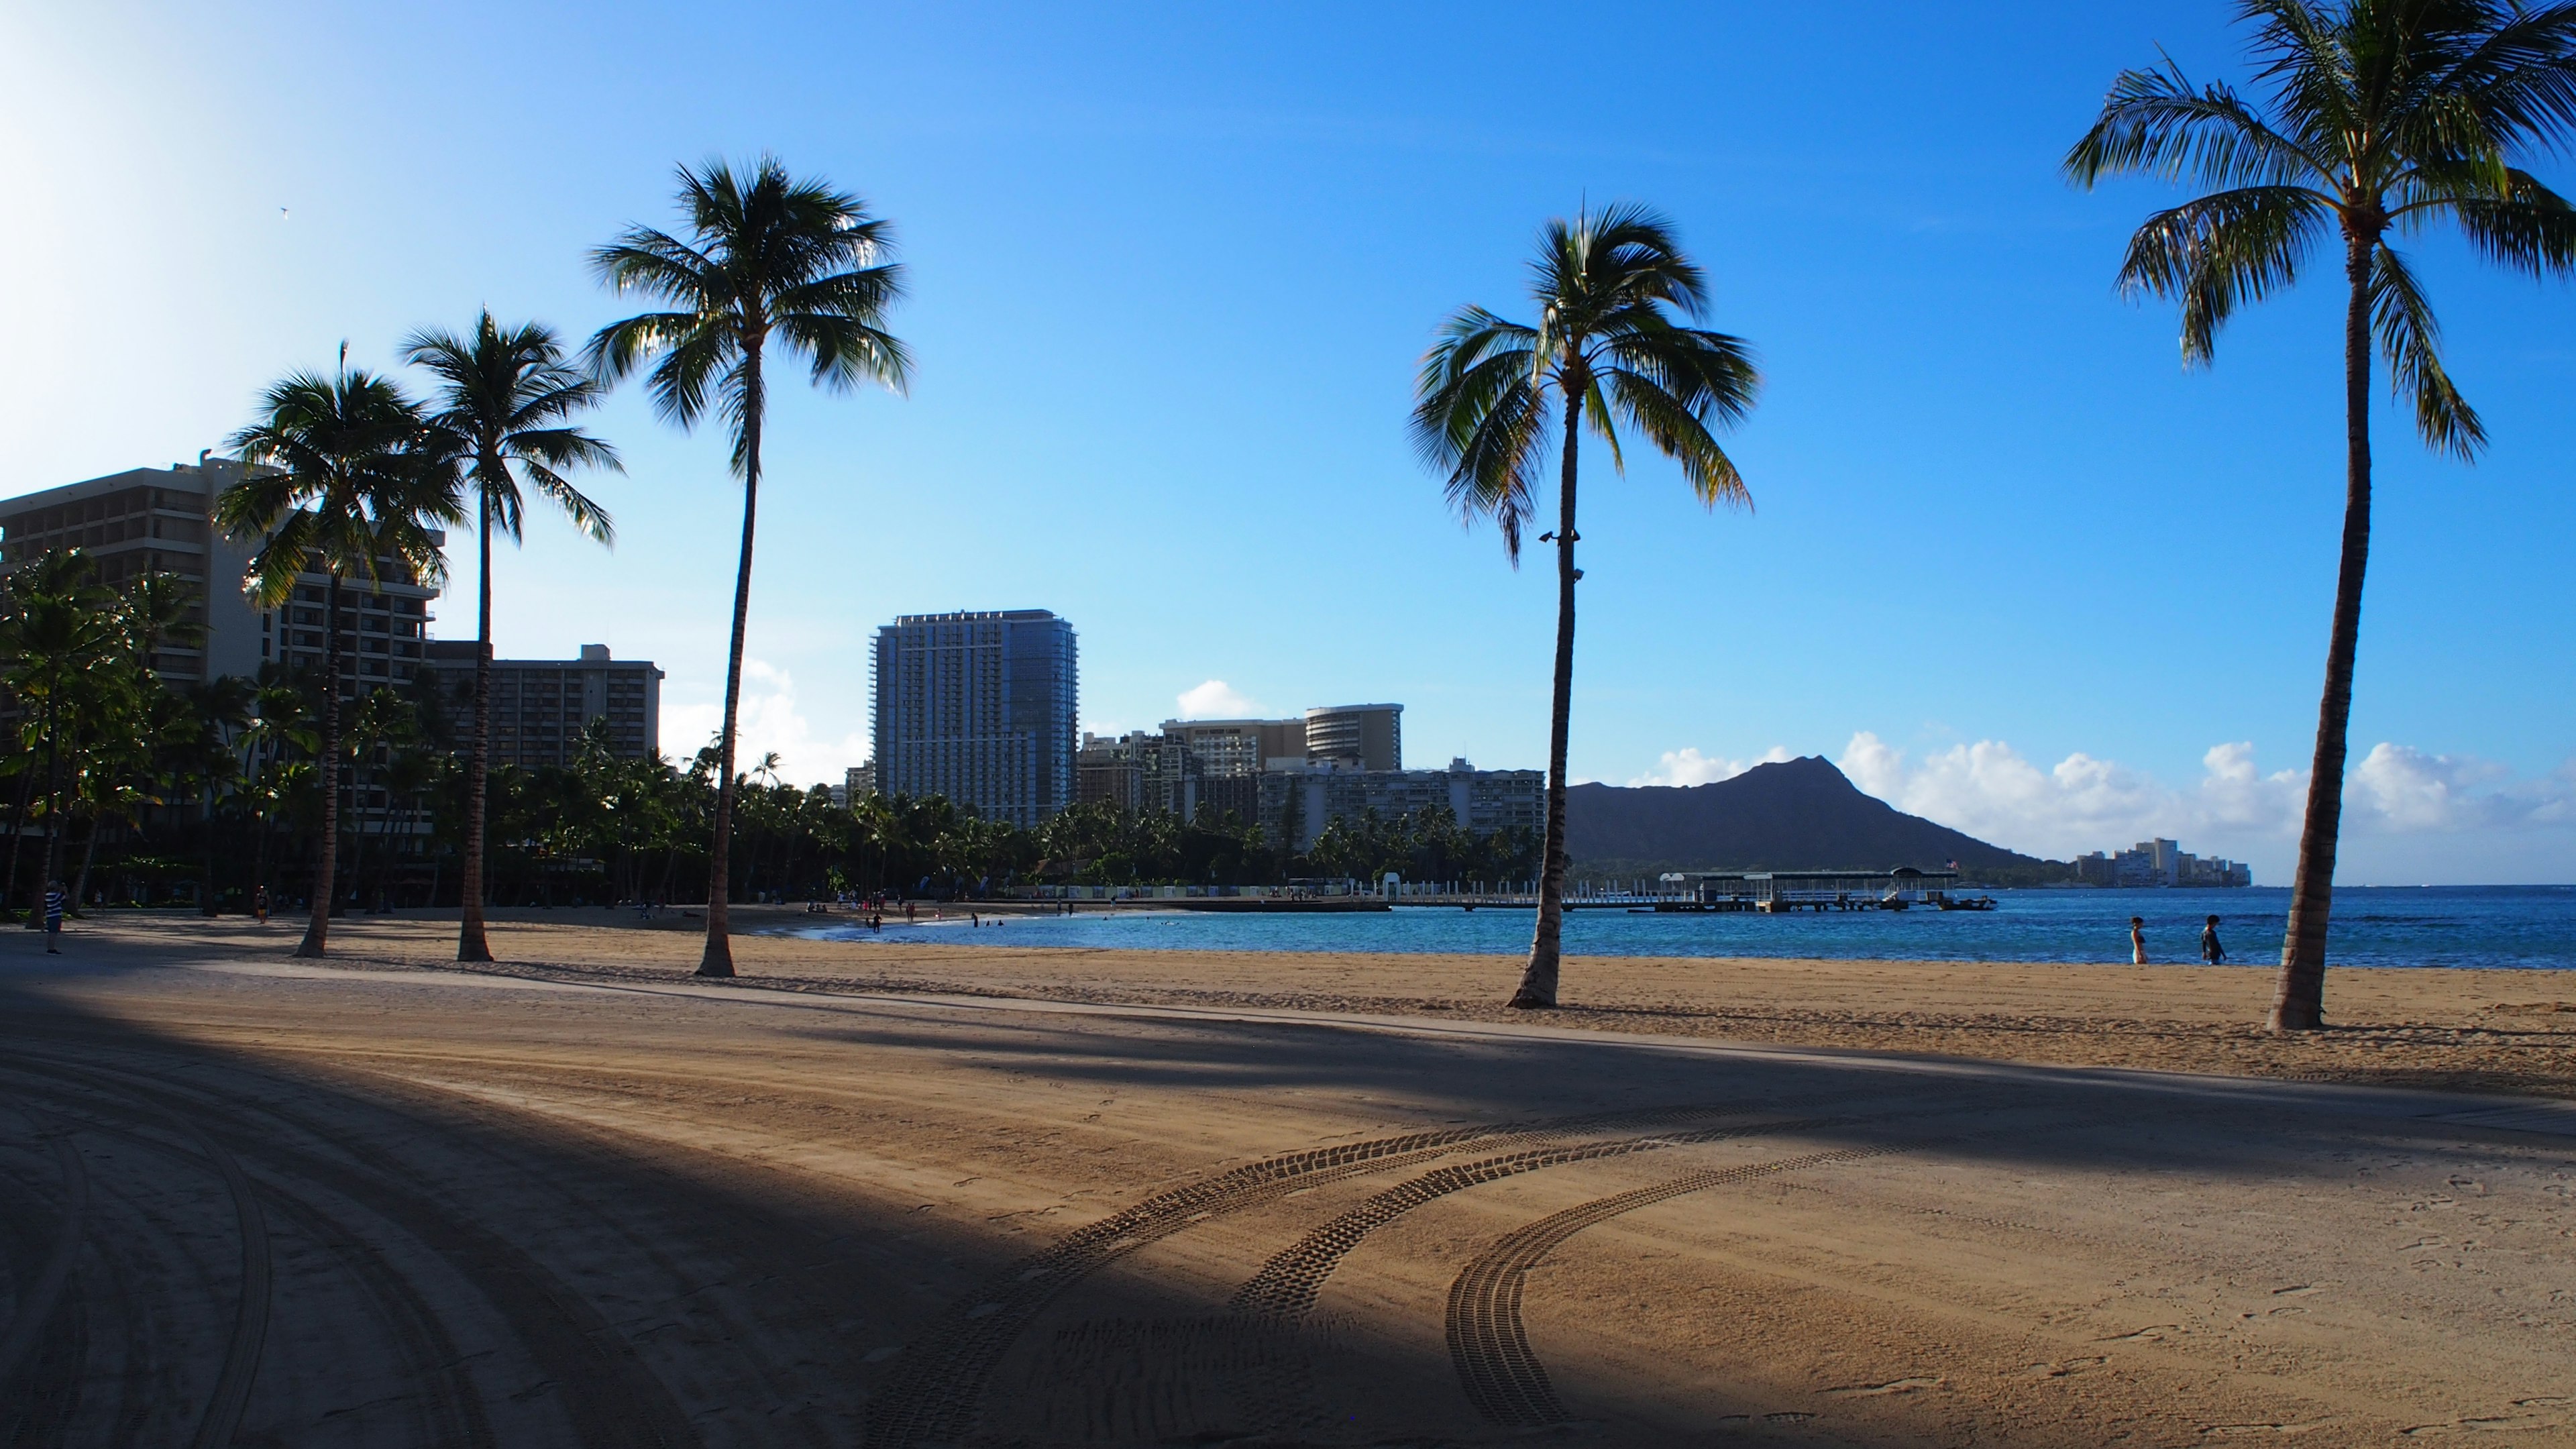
[778,885,2576,971]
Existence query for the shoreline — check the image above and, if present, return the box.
[28,912,2576,1102]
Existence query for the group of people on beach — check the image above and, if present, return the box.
[2132,914,2227,965]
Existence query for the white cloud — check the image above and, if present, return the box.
[1176,678,1262,720]
[1832,731,2576,873]
[2349,743,2576,832]
[663,658,868,789]
[1628,745,1793,788]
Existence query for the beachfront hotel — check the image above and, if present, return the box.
[0,455,438,688]
[870,609,1079,827]
[421,643,664,770]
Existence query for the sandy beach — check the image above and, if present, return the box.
[5,914,2574,1446]
[107,906,2576,1098]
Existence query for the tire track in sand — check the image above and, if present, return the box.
[1228,1102,1882,1322]
[1444,1110,2059,1428]
[862,1099,1830,1448]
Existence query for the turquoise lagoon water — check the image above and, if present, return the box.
[777,885,2576,971]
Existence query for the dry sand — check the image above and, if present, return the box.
[4,912,2574,1446]
[141,906,2576,1098]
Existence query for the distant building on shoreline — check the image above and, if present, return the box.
[1,455,439,690]
[1070,700,1531,845]
[1258,757,1541,852]
[422,643,663,769]
[871,609,1077,827]
[845,763,876,805]
[1303,703,1401,771]
[2073,838,2252,888]
[1077,729,1200,816]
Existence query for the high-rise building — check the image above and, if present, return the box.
[2072,840,2253,887]
[0,455,439,688]
[1161,717,1309,777]
[1304,703,1401,771]
[871,609,1077,826]
[845,763,877,804]
[1257,757,1541,852]
[1076,730,1199,816]
[421,643,663,769]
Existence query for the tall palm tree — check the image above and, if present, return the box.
[0,551,125,915]
[217,366,460,957]
[186,676,257,914]
[1413,204,1761,1008]
[2067,0,2576,1032]
[588,156,908,977]
[403,313,620,963]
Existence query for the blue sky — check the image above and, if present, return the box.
[6,1,2571,881]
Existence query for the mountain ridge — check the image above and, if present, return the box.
[1562,755,2062,879]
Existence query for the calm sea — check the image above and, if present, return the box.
[780,885,2576,971]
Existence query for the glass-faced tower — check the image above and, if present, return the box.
[870,610,1077,826]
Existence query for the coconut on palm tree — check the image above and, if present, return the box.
[2068,0,2576,1032]
[403,313,619,963]
[1413,204,1761,1008]
[217,365,460,957]
[587,156,908,977]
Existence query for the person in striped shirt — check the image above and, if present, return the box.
[43,881,66,953]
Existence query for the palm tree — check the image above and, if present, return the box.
[1413,204,1760,1008]
[2067,0,2576,1032]
[186,676,257,914]
[587,156,908,977]
[0,551,126,915]
[217,366,460,957]
[403,313,619,963]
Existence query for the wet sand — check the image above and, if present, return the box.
[4,914,2573,1446]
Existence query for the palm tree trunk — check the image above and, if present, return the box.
[699,358,763,977]
[2271,231,2377,1032]
[200,780,220,915]
[299,574,343,957]
[459,488,495,960]
[73,807,102,912]
[4,749,36,917]
[38,699,64,907]
[1511,386,1587,1009]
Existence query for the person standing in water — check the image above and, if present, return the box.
[2129,916,2147,965]
[2201,914,2225,965]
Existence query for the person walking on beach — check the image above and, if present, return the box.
[2202,915,2225,965]
[2130,916,2147,965]
[43,881,66,953]
[254,885,270,924]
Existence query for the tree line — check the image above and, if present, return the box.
[0,573,1536,914]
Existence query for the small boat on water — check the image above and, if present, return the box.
[1933,892,1998,911]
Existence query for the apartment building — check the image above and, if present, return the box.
[1304,703,1402,771]
[2072,839,2253,888]
[871,610,1077,826]
[0,455,438,688]
[421,643,662,770]
[1075,730,1201,816]
[1257,758,1542,852]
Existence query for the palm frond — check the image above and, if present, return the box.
[2117,186,2332,362]
[2445,166,2576,274]
[2370,242,2487,456]
[2065,57,2325,187]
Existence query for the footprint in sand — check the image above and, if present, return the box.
[1827,1377,1943,1397]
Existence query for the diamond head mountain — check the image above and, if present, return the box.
[1564,755,2063,881]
